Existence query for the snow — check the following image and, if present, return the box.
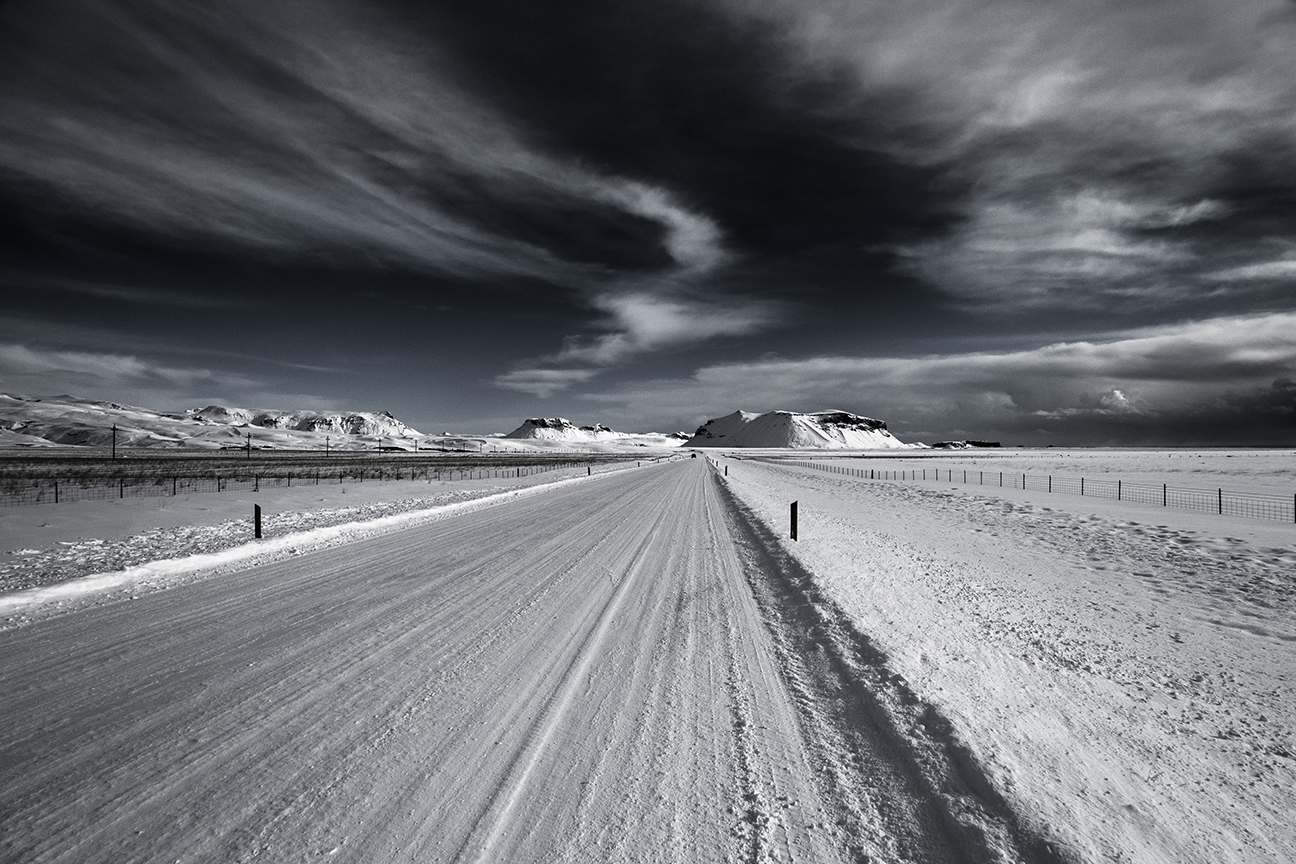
[0,394,689,453]
[3,450,1291,862]
[687,409,912,449]
[715,454,1296,864]
[0,460,656,614]
[5,459,1027,863]
[0,392,420,451]
[504,416,688,449]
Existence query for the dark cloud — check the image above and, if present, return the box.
[1,0,1294,441]
[414,0,963,258]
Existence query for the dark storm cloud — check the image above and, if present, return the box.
[0,0,703,284]
[2,0,1295,442]
[414,1,961,257]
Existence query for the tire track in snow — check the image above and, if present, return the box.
[714,471,1070,864]
[456,507,671,863]
[2,459,1059,863]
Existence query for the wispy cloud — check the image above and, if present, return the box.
[583,312,1296,444]
[494,368,598,398]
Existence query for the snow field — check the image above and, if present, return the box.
[0,459,661,623]
[715,456,1296,864]
[2,458,1067,863]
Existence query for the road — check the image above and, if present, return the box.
[1,460,1045,864]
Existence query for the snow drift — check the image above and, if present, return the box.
[686,409,910,449]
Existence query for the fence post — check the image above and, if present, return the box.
[1081,477,1084,495]
[1118,480,1121,501]
[254,504,262,539]
[54,480,58,504]
[1048,475,1052,492]
[119,478,124,499]
[173,477,177,496]
[587,466,591,476]
[790,501,798,541]
[1218,488,1222,514]
[725,465,728,476]
[255,475,259,492]
[1163,484,1167,506]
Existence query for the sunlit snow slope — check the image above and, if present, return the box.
[687,409,911,449]
[0,393,420,450]
[504,416,689,448]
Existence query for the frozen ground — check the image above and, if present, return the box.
[802,448,1296,497]
[1,453,1291,863]
[716,454,1295,864]
[0,459,1052,864]
[0,463,626,596]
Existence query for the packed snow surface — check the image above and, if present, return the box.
[688,409,911,449]
[3,452,1291,862]
[2,459,1053,863]
[717,454,1295,864]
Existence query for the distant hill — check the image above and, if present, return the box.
[504,417,620,442]
[686,409,912,449]
[0,393,421,450]
[504,417,689,448]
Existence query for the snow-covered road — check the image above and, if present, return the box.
[0,460,1047,863]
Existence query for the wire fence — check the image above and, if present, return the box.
[774,460,1296,524]
[0,460,617,508]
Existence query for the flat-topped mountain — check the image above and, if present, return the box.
[686,409,911,449]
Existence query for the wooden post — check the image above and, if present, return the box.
[111,424,117,460]
[254,504,262,539]
[587,466,591,476]
[790,501,798,541]
[724,465,728,476]
[1163,484,1166,506]
[1118,480,1122,500]
[54,480,58,504]
[1218,488,1222,514]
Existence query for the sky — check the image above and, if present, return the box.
[2,0,1295,445]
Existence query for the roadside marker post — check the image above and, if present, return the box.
[254,504,262,539]
[790,501,798,541]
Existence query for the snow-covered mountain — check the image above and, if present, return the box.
[185,406,418,439]
[686,409,911,449]
[504,418,620,442]
[504,417,689,449]
[0,393,422,450]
